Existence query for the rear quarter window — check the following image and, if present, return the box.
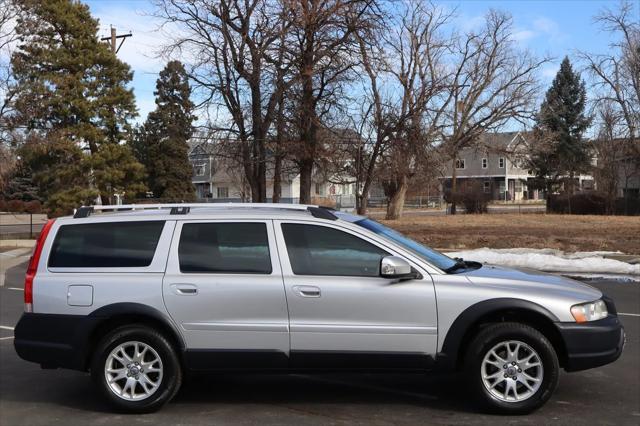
[48,221,165,268]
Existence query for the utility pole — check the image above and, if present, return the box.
[100,26,132,54]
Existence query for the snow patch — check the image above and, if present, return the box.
[445,248,640,275]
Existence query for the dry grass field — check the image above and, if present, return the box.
[381,214,640,254]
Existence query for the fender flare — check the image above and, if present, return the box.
[83,303,186,364]
[437,298,560,371]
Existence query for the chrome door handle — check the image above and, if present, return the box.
[171,284,198,295]
[293,285,321,298]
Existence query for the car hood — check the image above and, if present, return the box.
[461,264,602,302]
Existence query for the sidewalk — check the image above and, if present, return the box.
[0,246,33,286]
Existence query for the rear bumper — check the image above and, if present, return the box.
[556,315,625,372]
[14,313,98,371]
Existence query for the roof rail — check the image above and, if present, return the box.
[72,203,338,220]
[307,206,337,220]
[73,206,94,218]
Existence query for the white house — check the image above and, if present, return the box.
[188,139,355,203]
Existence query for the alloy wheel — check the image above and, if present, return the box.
[480,340,544,402]
[104,341,164,401]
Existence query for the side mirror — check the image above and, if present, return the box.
[380,256,420,280]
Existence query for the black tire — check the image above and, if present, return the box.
[90,325,182,413]
[464,322,559,414]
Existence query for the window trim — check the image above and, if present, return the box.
[166,220,278,276]
[455,159,466,170]
[46,219,175,273]
[481,158,488,169]
[498,157,505,168]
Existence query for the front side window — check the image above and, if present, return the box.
[48,221,165,268]
[499,157,505,168]
[455,159,466,169]
[281,224,387,277]
[482,158,488,169]
[179,222,271,274]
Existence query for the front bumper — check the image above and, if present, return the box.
[556,315,625,372]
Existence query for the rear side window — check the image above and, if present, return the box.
[281,223,388,277]
[178,222,272,274]
[48,221,165,268]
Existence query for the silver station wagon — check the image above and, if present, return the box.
[14,203,624,413]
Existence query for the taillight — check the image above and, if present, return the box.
[24,219,55,312]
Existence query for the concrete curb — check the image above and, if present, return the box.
[0,240,35,249]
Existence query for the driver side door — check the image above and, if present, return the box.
[274,220,438,369]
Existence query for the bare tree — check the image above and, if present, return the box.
[347,9,387,214]
[345,1,451,218]
[285,0,379,204]
[0,0,19,192]
[0,0,18,140]
[444,10,548,214]
[377,1,451,219]
[580,0,639,209]
[154,0,294,202]
[591,102,623,213]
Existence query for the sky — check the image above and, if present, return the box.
[83,0,628,123]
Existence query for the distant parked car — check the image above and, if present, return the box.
[15,203,624,413]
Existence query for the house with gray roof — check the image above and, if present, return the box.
[441,132,595,201]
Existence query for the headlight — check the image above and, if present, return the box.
[571,299,608,323]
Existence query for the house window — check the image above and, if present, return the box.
[455,159,466,169]
[498,158,505,168]
[315,183,322,195]
[217,187,229,198]
[483,181,491,193]
[194,164,205,176]
[482,158,488,169]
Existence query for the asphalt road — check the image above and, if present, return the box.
[0,261,638,426]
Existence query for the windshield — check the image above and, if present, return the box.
[355,218,458,271]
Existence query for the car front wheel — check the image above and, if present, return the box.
[465,322,559,414]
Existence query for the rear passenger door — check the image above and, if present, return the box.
[163,220,289,369]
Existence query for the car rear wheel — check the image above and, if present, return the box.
[465,322,559,414]
[91,325,182,413]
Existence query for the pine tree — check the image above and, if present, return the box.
[529,57,592,202]
[133,60,195,200]
[9,0,145,214]
[1,161,40,202]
